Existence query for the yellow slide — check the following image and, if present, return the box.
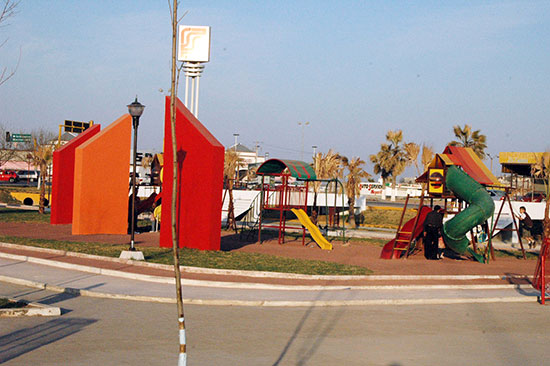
[291,208,332,250]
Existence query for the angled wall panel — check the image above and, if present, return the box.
[160,97,224,250]
[51,124,101,225]
[72,115,131,235]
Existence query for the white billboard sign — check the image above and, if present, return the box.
[178,25,211,62]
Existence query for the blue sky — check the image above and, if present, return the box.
[1,1,549,176]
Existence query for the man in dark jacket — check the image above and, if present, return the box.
[423,205,443,260]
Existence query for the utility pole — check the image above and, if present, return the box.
[254,141,261,164]
[298,121,309,161]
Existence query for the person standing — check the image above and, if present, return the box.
[423,205,443,260]
[516,206,535,248]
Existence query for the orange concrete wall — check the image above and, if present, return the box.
[72,115,132,235]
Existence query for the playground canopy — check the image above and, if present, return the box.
[257,159,317,181]
[416,146,499,186]
[499,151,543,176]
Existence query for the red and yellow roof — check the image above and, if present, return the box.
[417,146,499,186]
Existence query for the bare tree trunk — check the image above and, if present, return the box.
[38,163,47,214]
[381,177,387,200]
[227,179,236,231]
[312,192,318,225]
[348,198,356,227]
[544,198,550,240]
[391,176,396,202]
[347,185,356,227]
[170,1,186,364]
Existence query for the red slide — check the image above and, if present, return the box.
[380,206,432,259]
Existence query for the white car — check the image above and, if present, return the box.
[17,170,39,182]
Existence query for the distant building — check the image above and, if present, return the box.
[227,143,266,179]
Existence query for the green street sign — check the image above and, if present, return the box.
[11,133,32,142]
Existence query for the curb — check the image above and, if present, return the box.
[0,252,534,292]
[0,274,538,307]
[0,300,61,317]
[0,242,531,282]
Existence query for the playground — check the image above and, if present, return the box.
[0,95,547,302]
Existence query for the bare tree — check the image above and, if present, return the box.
[0,124,16,167]
[0,0,20,87]
[223,149,243,231]
[169,1,186,364]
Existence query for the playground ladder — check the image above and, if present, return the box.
[391,194,425,259]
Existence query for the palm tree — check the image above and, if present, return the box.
[245,166,257,183]
[342,156,369,227]
[312,149,342,223]
[532,152,550,239]
[370,145,392,199]
[31,131,57,214]
[370,130,409,201]
[404,142,420,176]
[223,149,242,231]
[449,124,487,159]
[421,144,434,171]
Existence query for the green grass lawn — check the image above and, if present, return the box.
[361,207,417,229]
[0,207,50,223]
[0,234,371,275]
[493,248,538,260]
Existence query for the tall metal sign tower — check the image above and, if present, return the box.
[177,25,211,117]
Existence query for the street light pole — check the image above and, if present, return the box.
[233,133,239,151]
[312,145,318,159]
[127,97,145,251]
[487,153,496,174]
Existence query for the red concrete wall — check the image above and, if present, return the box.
[72,115,131,235]
[160,96,224,250]
[50,125,101,225]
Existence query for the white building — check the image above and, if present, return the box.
[227,143,266,178]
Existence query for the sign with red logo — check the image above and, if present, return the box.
[428,169,445,195]
[178,26,211,62]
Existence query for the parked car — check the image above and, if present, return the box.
[520,193,546,202]
[17,170,39,182]
[0,170,18,183]
[487,189,506,200]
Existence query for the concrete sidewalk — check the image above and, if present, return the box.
[0,255,542,306]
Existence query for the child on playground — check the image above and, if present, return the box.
[516,206,535,248]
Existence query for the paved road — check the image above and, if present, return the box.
[0,257,540,305]
[1,282,550,366]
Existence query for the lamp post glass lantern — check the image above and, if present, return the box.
[128,97,145,251]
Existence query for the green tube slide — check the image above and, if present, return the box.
[442,166,495,262]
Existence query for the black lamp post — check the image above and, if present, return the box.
[128,97,145,251]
